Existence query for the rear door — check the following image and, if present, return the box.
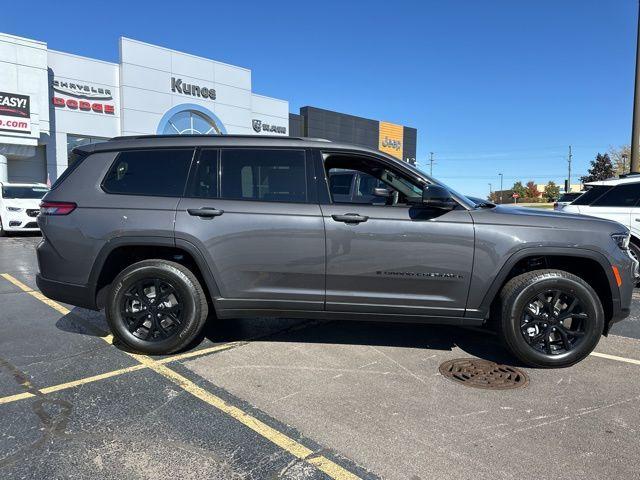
[175,148,325,312]
[582,184,640,230]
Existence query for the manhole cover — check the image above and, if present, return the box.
[439,358,529,390]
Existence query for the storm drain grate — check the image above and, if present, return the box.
[439,358,529,390]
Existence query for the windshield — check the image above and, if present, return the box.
[402,162,477,209]
[1,186,49,199]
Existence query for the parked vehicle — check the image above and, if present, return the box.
[0,182,49,236]
[36,135,635,367]
[553,191,584,211]
[562,175,640,274]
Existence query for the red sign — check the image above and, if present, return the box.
[52,97,114,115]
[512,193,520,199]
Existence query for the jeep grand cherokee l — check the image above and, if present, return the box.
[36,135,634,368]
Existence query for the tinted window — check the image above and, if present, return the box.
[220,149,307,203]
[1,186,49,199]
[557,192,583,203]
[103,149,194,197]
[356,173,385,197]
[591,183,640,207]
[571,186,612,205]
[329,173,354,196]
[187,149,218,198]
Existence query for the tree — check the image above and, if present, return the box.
[608,145,630,176]
[580,153,615,183]
[525,181,540,198]
[544,181,560,201]
[512,181,526,198]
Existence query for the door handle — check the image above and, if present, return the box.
[187,208,224,218]
[331,213,369,224]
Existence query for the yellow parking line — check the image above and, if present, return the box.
[0,343,246,406]
[590,351,640,366]
[1,273,70,315]
[0,273,362,480]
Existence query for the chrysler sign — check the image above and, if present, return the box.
[171,77,216,100]
[52,80,113,100]
[51,78,115,115]
[0,91,31,134]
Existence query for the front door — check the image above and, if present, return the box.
[175,148,325,312]
[319,153,475,318]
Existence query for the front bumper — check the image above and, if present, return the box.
[1,211,41,231]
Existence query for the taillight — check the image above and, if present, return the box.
[40,201,77,215]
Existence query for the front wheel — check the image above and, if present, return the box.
[106,260,208,354]
[498,269,604,368]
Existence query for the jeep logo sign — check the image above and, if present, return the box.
[171,77,216,101]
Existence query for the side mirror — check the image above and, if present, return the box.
[421,185,456,210]
[373,187,392,197]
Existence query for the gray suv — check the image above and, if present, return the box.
[36,135,635,368]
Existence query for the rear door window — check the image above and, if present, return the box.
[571,186,612,206]
[220,149,307,203]
[102,149,194,197]
[590,183,640,207]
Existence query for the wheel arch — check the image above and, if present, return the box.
[475,247,619,326]
[89,236,222,310]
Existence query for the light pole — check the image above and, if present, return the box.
[498,173,504,204]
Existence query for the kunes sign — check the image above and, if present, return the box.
[171,77,216,101]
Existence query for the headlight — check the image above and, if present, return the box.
[612,232,630,250]
[6,206,22,212]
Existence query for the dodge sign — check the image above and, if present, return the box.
[0,91,31,134]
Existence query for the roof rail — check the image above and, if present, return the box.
[108,134,332,142]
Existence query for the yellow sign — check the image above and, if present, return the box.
[378,121,404,160]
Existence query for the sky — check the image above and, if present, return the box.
[2,0,638,197]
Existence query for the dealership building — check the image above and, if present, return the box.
[0,32,416,184]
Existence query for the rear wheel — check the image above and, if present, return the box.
[498,269,604,368]
[106,260,208,354]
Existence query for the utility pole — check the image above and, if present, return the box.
[631,0,640,172]
[567,145,572,192]
[429,152,435,176]
[488,182,492,194]
[498,173,504,204]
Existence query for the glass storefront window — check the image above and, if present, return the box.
[67,135,108,165]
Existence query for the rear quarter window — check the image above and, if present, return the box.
[102,149,194,197]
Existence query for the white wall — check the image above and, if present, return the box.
[0,33,48,140]
[119,37,288,136]
[47,50,120,179]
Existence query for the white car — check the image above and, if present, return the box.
[562,175,640,266]
[0,182,50,236]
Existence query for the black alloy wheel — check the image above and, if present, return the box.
[520,289,587,355]
[121,278,184,342]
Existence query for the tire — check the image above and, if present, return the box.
[0,218,6,237]
[105,259,208,355]
[498,269,604,368]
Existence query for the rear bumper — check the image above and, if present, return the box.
[36,274,98,310]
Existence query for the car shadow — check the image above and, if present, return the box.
[56,307,524,367]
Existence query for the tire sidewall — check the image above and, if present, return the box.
[503,275,604,367]
[106,262,202,354]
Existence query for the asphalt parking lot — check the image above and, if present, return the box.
[2,235,640,479]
